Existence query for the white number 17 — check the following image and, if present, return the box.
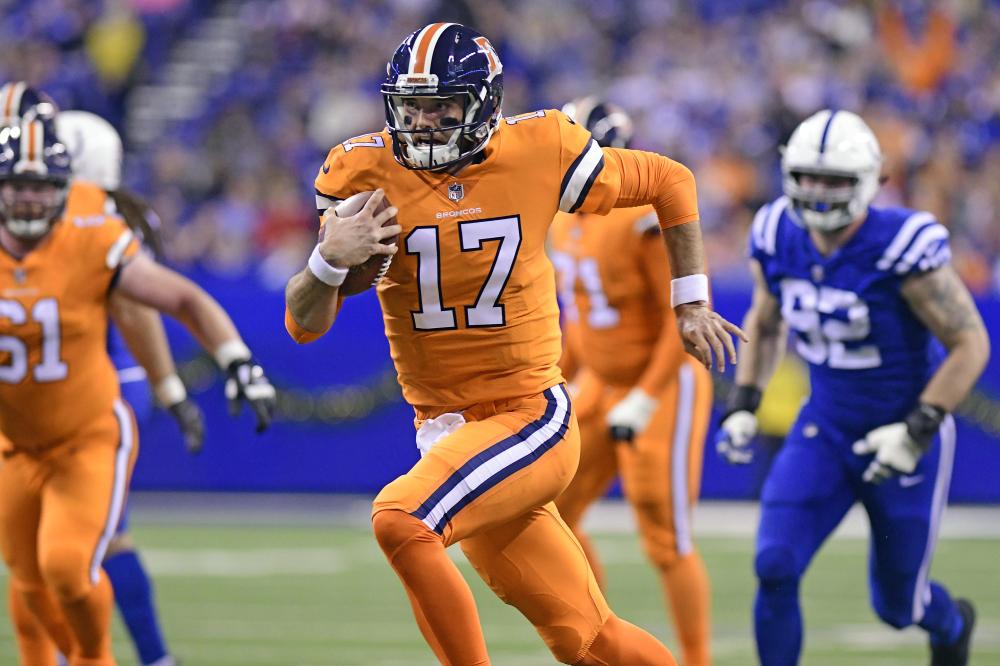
[406,216,522,330]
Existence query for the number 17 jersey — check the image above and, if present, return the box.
[749,196,950,428]
[314,110,698,409]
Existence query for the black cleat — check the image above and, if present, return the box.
[931,598,976,666]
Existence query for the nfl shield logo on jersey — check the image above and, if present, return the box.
[448,182,465,202]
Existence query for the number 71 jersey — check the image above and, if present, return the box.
[315,110,652,408]
[749,196,950,423]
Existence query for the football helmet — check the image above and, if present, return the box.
[56,110,123,191]
[0,81,59,128]
[781,109,882,232]
[0,118,72,239]
[382,23,503,171]
[561,97,633,149]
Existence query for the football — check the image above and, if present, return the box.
[330,190,399,295]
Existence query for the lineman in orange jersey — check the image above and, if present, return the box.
[0,101,202,666]
[0,118,275,666]
[550,99,713,666]
[286,23,743,665]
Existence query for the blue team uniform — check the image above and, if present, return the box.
[749,196,963,663]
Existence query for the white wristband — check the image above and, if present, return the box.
[308,245,348,287]
[153,374,187,407]
[671,273,710,307]
[214,339,251,369]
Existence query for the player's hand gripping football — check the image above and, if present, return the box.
[319,189,401,268]
[225,359,277,433]
[675,302,747,372]
[852,404,945,483]
[167,398,206,454]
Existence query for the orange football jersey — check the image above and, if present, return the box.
[550,207,686,390]
[64,180,112,218]
[0,214,139,451]
[312,110,696,408]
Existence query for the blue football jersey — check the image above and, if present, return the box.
[749,196,950,428]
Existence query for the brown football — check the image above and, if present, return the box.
[331,191,398,295]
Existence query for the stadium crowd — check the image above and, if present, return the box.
[0,0,998,293]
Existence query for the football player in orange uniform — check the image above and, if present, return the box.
[286,23,742,665]
[550,99,713,666]
[0,117,275,666]
[0,85,203,666]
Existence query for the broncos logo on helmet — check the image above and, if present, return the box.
[382,23,503,171]
[0,118,72,240]
[0,81,59,129]
[561,97,634,149]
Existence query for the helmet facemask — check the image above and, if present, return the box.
[783,168,865,232]
[382,73,502,171]
[0,175,69,239]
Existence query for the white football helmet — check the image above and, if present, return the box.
[781,109,882,232]
[55,110,123,191]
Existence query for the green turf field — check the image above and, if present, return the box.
[2,525,997,665]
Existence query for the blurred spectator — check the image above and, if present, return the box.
[0,0,997,294]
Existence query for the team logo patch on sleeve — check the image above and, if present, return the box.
[448,182,465,202]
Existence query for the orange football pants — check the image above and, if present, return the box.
[556,360,713,666]
[373,384,676,664]
[0,399,138,666]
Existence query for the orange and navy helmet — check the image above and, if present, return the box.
[561,97,634,149]
[0,118,72,239]
[381,23,503,171]
[0,81,59,129]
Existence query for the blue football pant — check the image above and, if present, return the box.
[753,410,961,665]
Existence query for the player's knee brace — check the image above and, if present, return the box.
[38,543,92,602]
[372,509,441,560]
[755,546,799,587]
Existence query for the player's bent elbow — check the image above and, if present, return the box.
[284,307,327,344]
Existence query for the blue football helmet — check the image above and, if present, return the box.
[0,81,59,128]
[381,23,503,171]
[561,97,634,149]
[0,118,72,239]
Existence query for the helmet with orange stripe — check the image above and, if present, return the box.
[0,118,72,239]
[382,23,503,171]
[0,81,59,129]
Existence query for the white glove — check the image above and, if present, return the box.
[715,410,758,464]
[852,422,923,484]
[606,388,658,442]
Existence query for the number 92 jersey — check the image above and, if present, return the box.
[314,110,682,409]
[0,213,139,451]
[750,196,950,426]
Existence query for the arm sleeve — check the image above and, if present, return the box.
[552,112,699,229]
[569,146,700,230]
[633,228,687,395]
[284,293,347,344]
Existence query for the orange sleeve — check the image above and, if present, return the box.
[634,230,687,395]
[284,293,346,344]
[605,148,699,230]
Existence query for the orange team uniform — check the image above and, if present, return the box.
[0,203,139,666]
[289,108,697,664]
[550,206,714,666]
